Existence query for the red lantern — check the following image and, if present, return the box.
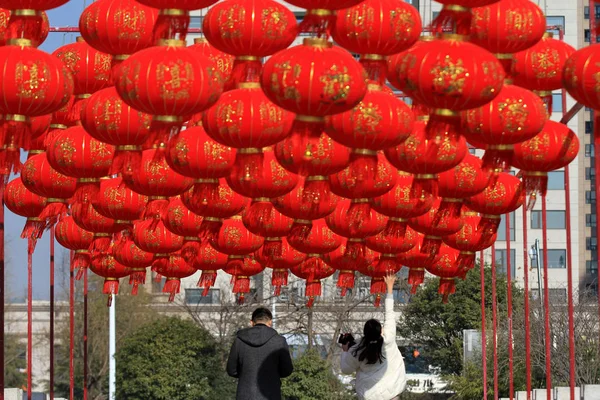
[202,82,294,148]
[115,40,224,141]
[55,216,94,279]
[255,238,305,296]
[327,243,378,297]
[290,257,336,307]
[443,211,497,278]
[431,0,501,36]
[511,120,579,203]
[366,225,418,255]
[189,37,234,84]
[71,201,126,253]
[112,237,154,295]
[223,256,265,303]
[243,207,293,258]
[135,0,217,10]
[425,245,462,303]
[191,243,229,296]
[283,0,363,9]
[396,234,437,293]
[181,179,249,240]
[288,218,342,257]
[29,114,52,141]
[92,177,148,226]
[4,177,47,248]
[132,219,184,263]
[122,147,193,219]
[21,153,77,222]
[408,198,465,256]
[2,9,49,48]
[162,197,204,265]
[79,0,158,57]
[210,216,264,256]
[45,126,115,203]
[356,251,400,307]
[90,253,131,304]
[563,44,600,111]
[0,0,68,9]
[154,252,196,302]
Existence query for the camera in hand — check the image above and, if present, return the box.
[338,333,356,347]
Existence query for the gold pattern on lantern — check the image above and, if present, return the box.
[262,8,288,39]
[345,5,374,38]
[115,8,145,39]
[390,8,415,39]
[218,6,246,38]
[505,10,534,41]
[321,65,352,102]
[57,50,80,72]
[270,61,302,101]
[16,62,50,100]
[430,56,466,96]
[173,140,189,166]
[96,100,122,131]
[271,160,291,187]
[456,164,478,189]
[95,52,112,81]
[522,132,549,160]
[217,101,243,135]
[146,159,168,184]
[91,140,113,167]
[259,101,286,136]
[353,102,383,135]
[224,226,242,246]
[104,187,125,210]
[531,49,559,79]
[156,60,193,100]
[486,182,507,207]
[55,137,76,167]
[497,98,528,133]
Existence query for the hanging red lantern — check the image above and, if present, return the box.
[464,171,524,242]
[326,243,378,297]
[181,179,249,240]
[227,149,298,235]
[325,199,387,258]
[21,152,77,222]
[162,197,204,266]
[435,154,492,221]
[243,207,293,258]
[430,0,500,36]
[372,171,435,240]
[366,225,418,255]
[122,147,193,220]
[0,0,68,9]
[202,82,294,148]
[443,210,497,278]
[563,44,600,110]
[0,9,9,45]
[166,125,235,204]
[288,219,342,273]
[396,234,437,293]
[153,252,196,302]
[71,201,127,253]
[290,257,336,307]
[28,114,52,141]
[79,0,158,58]
[283,0,364,9]
[2,9,49,48]
[511,120,579,205]
[223,256,265,304]
[4,177,47,249]
[407,197,465,257]
[189,243,229,296]
[132,219,184,273]
[92,177,148,228]
[332,0,422,82]
[55,216,94,279]
[255,238,305,296]
[210,216,264,256]
[461,84,548,169]
[425,245,462,303]
[188,37,234,85]
[115,40,224,143]
[90,253,131,305]
[45,126,115,204]
[135,0,217,9]
[0,39,73,172]
[356,251,400,307]
[112,236,154,295]
[203,0,298,86]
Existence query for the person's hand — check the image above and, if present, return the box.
[342,343,350,352]
[384,271,397,294]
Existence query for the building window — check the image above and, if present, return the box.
[189,16,203,29]
[536,249,567,269]
[586,167,596,180]
[185,288,221,305]
[586,190,597,204]
[584,5,600,19]
[469,147,477,155]
[432,11,440,20]
[587,260,598,274]
[530,210,565,229]
[551,92,563,112]
[545,16,565,36]
[586,121,594,134]
[586,213,597,227]
[587,237,598,251]
[585,29,600,43]
[546,171,564,190]
[496,212,515,241]
[586,144,595,157]
[495,249,516,277]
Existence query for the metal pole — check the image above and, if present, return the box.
[49,227,55,400]
[0,184,5,400]
[109,295,116,400]
[272,296,277,331]
[535,239,543,306]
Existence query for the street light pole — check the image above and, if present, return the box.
[534,239,543,306]
[109,295,116,400]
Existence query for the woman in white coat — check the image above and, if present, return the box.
[340,273,406,400]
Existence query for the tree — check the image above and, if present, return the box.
[4,333,26,388]
[53,273,159,399]
[115,316,236,400]
[281,348,355,400]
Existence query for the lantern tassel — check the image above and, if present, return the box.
[434,200,463,225]
[408,268,425,294]
[523,174,547,210]
[306,281,321,298]
[20,218,46,242]
[298,11,335,38]
[233,276,250,294]
[74,253,91,280]
[431,4,473,37]
[478,216,501,246]
[153,12,190,43]
[152,256,170,272]
[383,219,407,239]
[344,240,366,260]
[411,176,438,200]
[456,252,476,273]
[337,270,355,297]
[263,239,283,258]
[181,241,202,265]
[111,148,142,177]
[348,153,377,183]
[39,202,68,225]
[271,269,288,290]
[198,271,217,297]
[246,201,274,228]
[1,117,30,156]
[226,58,263,89]
[90,236,112,254]
[8,12,45,45]
[198,218,222,242]
[438,278,456,304]
[347,202,372,235]
[482,148,514,172]
[143,198,170,226]
[163,279,181,303]
[68,97,89,122]
[374,294,382,308]
[302,178,331,207]
[235,150,264,182]
[103,279,119,296]
[72,182,100,206]
[306,296,315,308]
[191,181,220,206]
[420,236,442,257]
[288,221,312,242]
[237,293,246,305]
[370,277,386,295]
[0,148,21,176]
[146,121,181,150]
[360,57,387,85]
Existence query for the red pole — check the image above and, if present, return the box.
[69,250,75,400]
[84,268,88,400]
[541,195,553,399]
[0,185,5,400]
[522,207,532,399]
[50,227,55,399]
[491,244,498,400]
[480,250,488,399]
[505,214,514,399]
[27,250,32,400]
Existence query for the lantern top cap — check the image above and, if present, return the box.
[543,32,553,38]
[238,82,261,90]
[159,8,187,16]
[76,36,84,43]
[303,37,331,48]
[156,39,186,48]
[419,35,435,42]
[307,8,332,17]
[194,37,208,44]
[7,38,33,47]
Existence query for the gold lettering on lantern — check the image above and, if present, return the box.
[115,7,145,39]
[505,10,534,41]
[217,100,243,136]
[321,65,351,102]
[172,140,189,166]
[96,100,122,132]
[471,8,489,40]
[352,102,383,135]
[55,137,77,167]
[271,160,290,187]
[91,140,113,167]
[205,141,228,164]
[146,159,168,184]
[390,8,415,39]
[95,53,111,81]
[497,98,529,133]
[346,5,374,38]
[143,228,160,250]
[532,49,559,79]
[57,50,80,72]
[259,101,286,136]
[262,8,288,39]
[456,164,478,190]
[0,12,8,30]
[522,132,549,161]
[16,62,50,100]
[218,5,246,38]
[486,182,507,207]
[170,205,185,228]
[437,136,456,162]
[224,226,242,247]
[156,61,193,100]
[119,62,141,101]
[430,57,466,95]
[105,187,125,210]
[270,61,302,101]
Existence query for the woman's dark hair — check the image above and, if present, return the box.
[352,319,385,364]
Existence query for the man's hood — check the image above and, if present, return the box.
[237,324,279,347]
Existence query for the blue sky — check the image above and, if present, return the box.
[7,1,84,302]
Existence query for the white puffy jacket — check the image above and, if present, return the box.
[340,294,406,400]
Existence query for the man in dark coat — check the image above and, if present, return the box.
[227,307,294,400]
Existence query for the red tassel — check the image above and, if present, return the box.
[344,240,366,260]
[438,278,456,303]
[349,152,378,183]
[198,271,217,297]
[103,279,119,296]
[288,220,312,242]
[434,200,463,225]
[225,58,263,89]
[302,178,331,206]
[191,180,220,206]
[153,12,190,42]
[143,198,170,223]
[274,286,282,297]
[246,201,275,227]
[408,268,425,293]
[305,280,322,298]
[111,147,142,176]
[199,218,222,242]
[263,238,283,258]
[72,182,100,205]
[411,176,438,200]
[523,173,548,210]
[90,235,112,254]
[152,256,170,272]
[163,278,181,302]
[456,251,476,273]
[39,202,68,225]
[370,277,386,295]
[145,121,181,150]
[374,294,382,308]
[306,296,315,308]
[26,238,37,255]
[271,269,288,288]
[182,240,202,264]
[420,236,442,257]
[360,57,387,85]
[68,97,89,123]
[233,276,250,294]
[347,201,372,235]
[431,4,473,36]
[73,252,90,279]
[478,216,501,246]
[298,10,335,37]
[482,147,514,172]
[337,270,355,297]
[383,218,407,239]
[234,150,264,182]
[8,12,45,45]
[237,293,246,305]
[21,218,46,241]
[0,148,21,176]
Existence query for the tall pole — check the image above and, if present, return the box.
[535,239,543,306]
[69,251,74,400]
[0,185,4,400]
[83,268,88,400]
[49,227,55,400]
[522,207,532,399]
[109,295,116,400]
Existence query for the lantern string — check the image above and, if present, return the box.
[49,226,55,400]
[491,243,499,400]
[27,250,32,400]
[69,250,75,400]
[505,212,514,399]
[479,250,488,399]
[522,206,532,398]
[541,194,553,399]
